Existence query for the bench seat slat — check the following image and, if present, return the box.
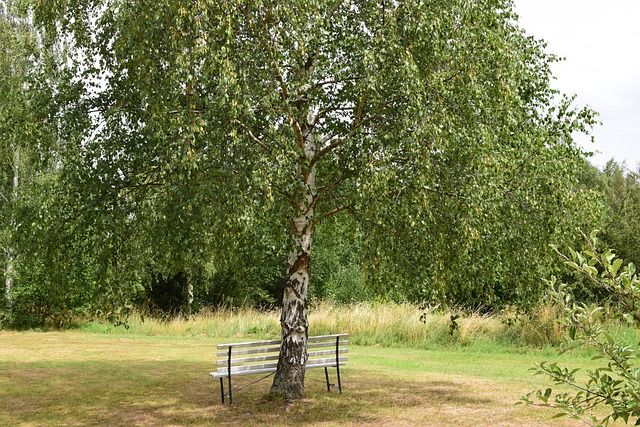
[216,356,348,374]
[217,341,349,357]
[306,356,348,368]
[217,346,280,357]
[216,356,348,375]
[211,357,348,378]
[308,334,348,341]
[309,348,348,358]
[217,354,279,365]
[217,334,347,350]
[217,348,348,366]
[211,366,278,378]
[217,339,281,349]
[308,340,348,349]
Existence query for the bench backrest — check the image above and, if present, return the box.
[215,333,348,378]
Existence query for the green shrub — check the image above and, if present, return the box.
[523,231,640,426]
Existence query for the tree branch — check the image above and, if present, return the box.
[317,204,353,222]
[311,94,406,168]
[353,89,368,129]
[244,6,305,150]
[276,187,297,209]
[233,119,274,157]
[302,170,355,219]
[326,0,345,19]
[311,114,379,167]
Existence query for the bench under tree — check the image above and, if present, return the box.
[211,333,348,404]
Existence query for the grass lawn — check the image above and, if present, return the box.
[0,331,620,426]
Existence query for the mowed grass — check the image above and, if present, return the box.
[0,326,625,427]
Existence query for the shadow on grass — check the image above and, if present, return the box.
[1,360,495,426]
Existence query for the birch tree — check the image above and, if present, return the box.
[0,0,67,324]
[1,1,30,309]
[32,0,596,399]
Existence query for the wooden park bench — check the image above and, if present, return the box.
[210,333,348,404]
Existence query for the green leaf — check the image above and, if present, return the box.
[611,258,624,276]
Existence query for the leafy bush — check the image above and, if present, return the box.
[523,231,640,426]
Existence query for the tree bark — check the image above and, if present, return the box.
[5,247,13,308]
[186,273,194,317]
[5,146,19,308]
[271,114,317,400]
[270,224,312,400]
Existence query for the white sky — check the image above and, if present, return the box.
[514,0,640,170]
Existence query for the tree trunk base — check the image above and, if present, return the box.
[270,363,305,401]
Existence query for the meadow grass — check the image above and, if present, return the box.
[3,303,636,426]
[0,329,624,426]
[79,301,578,351]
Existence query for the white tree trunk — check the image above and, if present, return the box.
[5,247,13,308]
[271,115,317,400]
[5,146,19,308]
[186,273,194,317]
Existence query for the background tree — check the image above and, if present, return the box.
[1,0,108,328]
[0,0,41,312]
[599,160,640,268]
[31,0,597,399]
[549,160,640,306]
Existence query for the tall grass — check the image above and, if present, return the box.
[78,301,605,350]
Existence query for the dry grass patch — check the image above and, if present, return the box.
[0,331,625,426]
[82,303,518,347]
[81,302,573,351]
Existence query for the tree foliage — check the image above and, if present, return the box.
[523,232,640,426]
[27,0,599,304]
[599,161,640,269]
[1,0,50,313]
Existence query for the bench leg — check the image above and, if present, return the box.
[335,336,343,394]
[227,347,233,405]
[324,367,331,392]
[219,378,225,404]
